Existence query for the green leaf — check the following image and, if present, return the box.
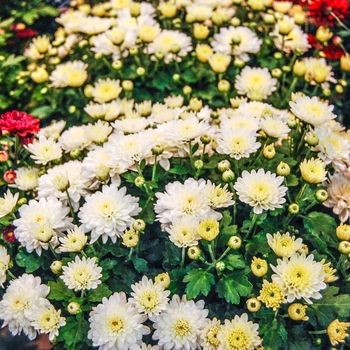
[132,257,148,273]
[47,279,75,301]
[88,283,112,302]
[285,174,299,187]
[38,5,60,17]
[15,250,41,273]
[224,254,246,270]
[216,277,240,304]
[58,316,89,349]
[168,166,188,175]
[183,269,215,299]
[30,105,54,119]
[262,318,287,350]
[1,54,26,68]
[0,18,15,28]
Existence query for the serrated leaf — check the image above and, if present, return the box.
[30,105,54,119]
[47,279,75,301]
[262,318,287,350]
[168,166,188,175]
[132,257,148,273]
[183,269,215,299]
[58,316,89,349]
[2,54,26,67]
[88,284,112,302]
[224,254,246,270]
[216,277,240,304]
[15,250,41,273]
[285,174,299,187]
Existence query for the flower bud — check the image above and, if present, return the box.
[84,84,93,98]
[189,98,203,111]
[50,260,63,274]
[183,86,192,95]
[335,84,344,94]
[251,257,268,277]
[122,229,139,247]
[122,80,134,91]
[293,60,307,76]
[31,67,49,83]
[129,46,138,56]
[288,203,299,214]
[340,54,350,72]
[188,246,201,260]
[274,52,283,60]
[158,3,177,18]
[155,272,171,288]
[222,169,235,182]
[70,149,81,159]
[152,145,164,155]
[136,67,145,76]
[336,223,350,241]
[172,73,180,82]
[278,16,295,35]
[194,160,204,170]
[133,219,146,232]
[316,26,333,42]
[263,144,275,159]
[288,303,308,321]
[246,298,262,312]
[218,79,231,92]
[155,51,164,60]
[67,302,81,315]
[338,241,350,254]
[315,189,328,202]
[228,236,242,249]
[276,162,290,176]
[230,17,241,26]
[193,24,210,40]
[271,68,282,78]
[218,159,231,172]
[215,261,226,272]
[135,176,145,187]
[112,60,123,70]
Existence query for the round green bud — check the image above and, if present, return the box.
[273,52,283,60]
[271,68,283,78]
[155,51,164,60]
[194,160,204,170]
[288,203,300,214]
[122,80,134,91]
[230,17,241,26]
[215,261,226,272]
[338,241,350,254]
[222,169,235,182]
[68,105,76,114]
[152,145,164,155]
[335,84,344,94]
[315,189,328,202]
[112,60,123,70]
[200,134,212,145]
[305,132,318,146]
[67,302,81,315]
[136,67,145,76]
[183,85,192,95]
[78,40,88,48]
[129,46,138,55]
[172,73,180,82]
[282,65,291,73]
[218,159,231,172]
[228,235,242,249]
[94,52,104,60]
[70,148,81,159]
[276,161,290,176]
[17,197,28,206]
[40,87,48,94]
[188,246,201,260]
[246,298,262,312]
[50,260,63,274]
[135,176,146,187]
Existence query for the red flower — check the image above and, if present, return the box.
[322,44,345,60]
[0,110,40,137]
[307,34,323,49]
[2,225,17,243]
[15,28,38,39]
[4,170,16,183]
[308,0,350,27]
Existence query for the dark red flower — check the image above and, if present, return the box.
[322,44,345,60]
[307,34,323,49]
[2,225,17,243]
[308,0,350,27]
[14,28,38,39]
[0,110,40,137]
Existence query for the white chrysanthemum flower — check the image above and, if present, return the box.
[323,172,350,222]
[91,78,123,104]
[217,313,261,350]
[303,57,337,85]
[49,60,88,88]
[88,292,150,349]
[260,116,290,139]
[289,95,336,127]
[271,20,309,54]
[235,101,276,118]
[0,190,19,218]
[186,3,213,21]
[24,43,44,60]
[55,9,87,27]
[13,197,72,255]
[271,253,327,304]
[84,120,112,144]
[299,157,327,184]
[155,178,221,226]
[0,246,10,288]
[200,317,221,350]
[112,115,150,134]
[267,232,303,258]
[150,104,183,124]
[235,66,277,101]
[61,256,102,291]
[0,274,50,340]
[164,95,184,108]
[129,276,170,317]
[25,135,62,165]
[38,120,66,141]
[211,26,262,62]
[67,16,113,35]
[147,30,192,63]
[58,225,88,253]
[78,183,141,244]
[202,180,235,209]
[312,127,350,168]
[12,167,39,191]
[59,125,91,152]
[216,127,261,160]
[85,100,123,121]
[91,32,121,57]
[151,294,209,349]
[234,169,288,214]
[107,131,155,168]
[57,33,81,59]
[165,217,201,248]
[30,303,66,341]
[220,115,260,133]
[37,160,94,212]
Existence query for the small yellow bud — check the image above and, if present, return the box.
[67,302,81,315]
[336,223,350,241]
[251,257,268,277]
[288,303,308,321]
[193,24,210,40]
[263,144,276,159]
[155,272,170,288]
[228,236,242,249]
[246,298,262,312]
[340,54,350,72]
[189,97,203,112]
[316,26,333,42]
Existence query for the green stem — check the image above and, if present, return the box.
[208,242,216,263]
[188,140,195,170]
[181,247,186,268]
[81,290,85,299]
[152,155,158,182]
[330,11,350,31]
[229,182,237,226]
[65,189,76,222]
[7,269,17,280]
[296,183,308,201]
[127,247,134,261]
[49,243,60,259]
[217,247,231,262]
[246,212,258,239]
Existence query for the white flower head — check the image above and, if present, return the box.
[129,276,170,317]
[84,119,112,144]
[58,225,88,253]
[271,253,327,304]
[0,246,10,288]
[217,313,261,350]
[59,126,91,152]
[151,294,209,349]
[61,256,102,291]
[0,274,50,340]
[234,169,288,214]
[25,135,62,165]
[260,115,290,139]
[235,66,277,101]
[0,190,19,218]
[88,292,150,349]
[78,183,142,244]
[203,180,235,209]
[49,60,88,88]
[267,232,303,258]
[200,317,221,350]
[38,120,66,141]
[91,78,122,104]
[289,95,336,127]
[216,127,261,160]
[165,217,201,248]
[212,26,262,62]
[12,167,39,191]
[30,303,66,341]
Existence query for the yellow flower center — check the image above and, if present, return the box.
[173,319,191,337]
[206,326,220,346]
[139,291,160,312]
[74,269,92,288]
[108,317,124,333]
[227,329,249,349]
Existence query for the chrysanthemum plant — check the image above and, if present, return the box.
[0,0,350,349]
